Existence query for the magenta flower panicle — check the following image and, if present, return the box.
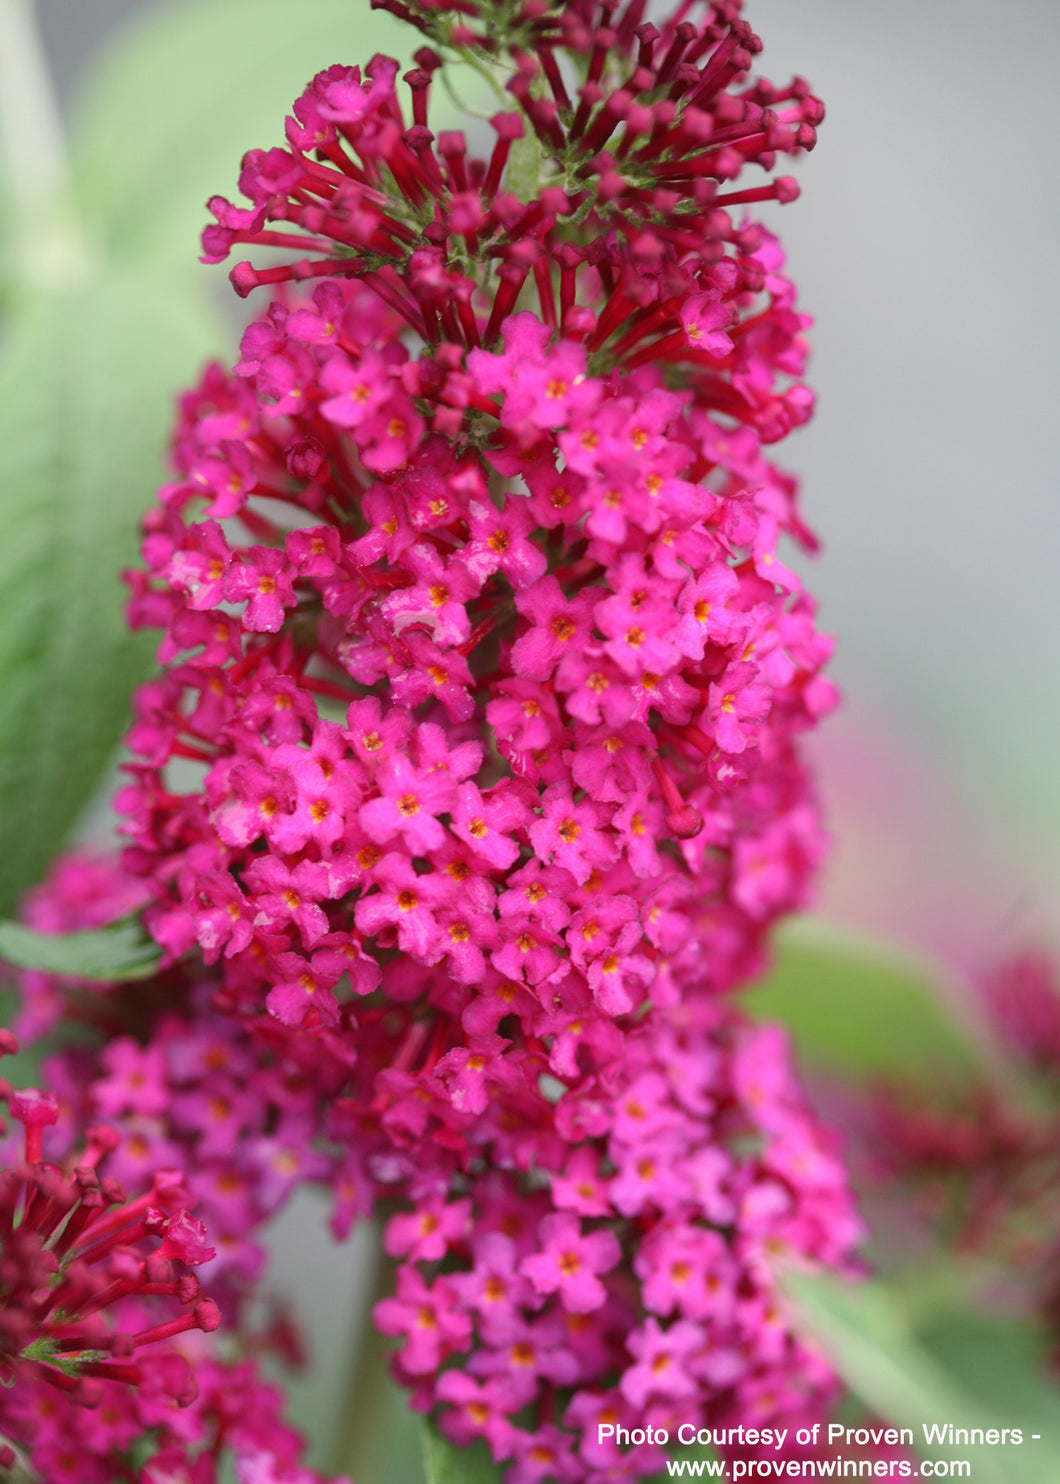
[5,2,864,1479]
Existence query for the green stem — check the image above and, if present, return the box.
[0,1425,34,1480]
[505,124,546,205]
[439,63,496,123]
[333,1232,429,1483]
[0,0,89,290]
[452,44,511,104]
[448,45,549,203]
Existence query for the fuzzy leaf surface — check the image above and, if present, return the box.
[0,273,218,912]
[0,916,160,981]
[745,921,986,1081]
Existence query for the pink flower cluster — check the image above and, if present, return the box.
[375,1007,860,1480]
[12,861,860,1480]
[14,854,356,1293]
[131,261,831,1008]
[0,1037,343,1483]
[4,1,865,1477]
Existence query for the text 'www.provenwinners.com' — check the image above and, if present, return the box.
[596,1420,1039,1478]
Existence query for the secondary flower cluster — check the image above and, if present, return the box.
[0,1058,215,1413]
[6,1,861,1477]
[0,1025,352,1483]
[863,952,1060,1366]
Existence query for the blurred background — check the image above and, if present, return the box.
[2,0,1057,1474]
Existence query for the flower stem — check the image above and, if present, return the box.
[0,0,89,290]
[334,1241,427,1483]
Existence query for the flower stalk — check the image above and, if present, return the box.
[0,0,88,292]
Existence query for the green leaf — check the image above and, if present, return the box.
[0,917,161,981]
[744,919,985,1081]
[786,1270,1060,1484]
[918,1310,1060,1445]
[422,1423,503,1484]
[70,0,416,273]
[0,271,220,914]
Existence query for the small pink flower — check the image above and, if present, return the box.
[357,395,425,473]
[634,1224,736,1322]
[705,661,772,754]
[450,1232,537,1343]
[264,950,345,1028]
[374,1267,470,1376]
[243,856,332,946]
[508,1424,583,1484]
[380,543,477,647]
[359,755,456,854]
[435,1371,517,1462]
[319,347,392,428]
[93,1037,170,1118]
[679,291,734,358]
[385,1198,471,1263]
[621,1317,703,1409]
[193,871,256,962]
[223,547,297,633]
[164,519,232,610]
[450,781,523,870]
[436,1035,520,1115]
[462,497,547,591]
[551,1148,612,1219]
[511,577,597,683]
[522,1214,620,1314]
[528,785,616,885]
[353,855,445,960]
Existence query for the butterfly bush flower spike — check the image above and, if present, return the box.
[3,1,865,1479]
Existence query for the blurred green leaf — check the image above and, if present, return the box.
[786,1270,985,1432]
[0,985,42,1086]
[919,1310,1060,1442]
[787,1270,1060,1484]
[0,916,160,981]
[0,271,219,914]
[70,0,415,273]
[744,920,984,1081]
[422,1424,502,1484]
